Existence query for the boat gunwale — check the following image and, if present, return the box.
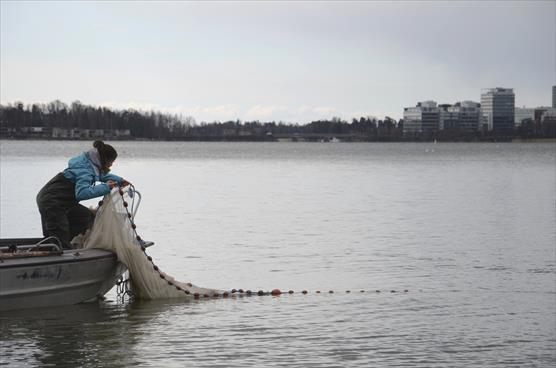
[0,249,117,269]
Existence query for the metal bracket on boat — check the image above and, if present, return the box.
[32,236,63,252]
[0,237,62,253]
[0,237,63,259]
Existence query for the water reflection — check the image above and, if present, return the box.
[1,300,166,367]
[1,297,232,367]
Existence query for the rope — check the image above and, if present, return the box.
[100,187,409,300]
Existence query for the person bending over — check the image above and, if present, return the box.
[36,140,131,249]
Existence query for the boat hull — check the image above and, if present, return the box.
[0,247,125,312]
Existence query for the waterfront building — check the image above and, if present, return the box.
[458,101,482,133]
[417,101,482,134]
[439,104,459,131]
[480,88,515,132]
[403,101,439,136]
[402,106,422,135]
[405,100,480,136]
[540,108,556,137]
[541,108,556,124]
[515,107,536,126]
[420,101,440,134]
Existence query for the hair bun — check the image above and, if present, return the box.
[94,140,118,170]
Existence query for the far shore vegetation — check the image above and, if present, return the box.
[1,100,555,142]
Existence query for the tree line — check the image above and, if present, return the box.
[0,101,406,140]
[0,100,192,139]
[186,116,403,141]
[1,100,554,141]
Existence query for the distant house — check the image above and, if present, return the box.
[113,129,131,137]
[238,129,252,136]
[52,128,79,138]
[90,129,105,138]
[19,126,52,137]
[222,128,237,137]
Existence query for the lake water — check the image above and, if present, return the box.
[1,140,555,367]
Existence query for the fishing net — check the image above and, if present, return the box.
[82,189,223,299]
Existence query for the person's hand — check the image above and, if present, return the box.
[107,180,117,189]
[121,179,132,187]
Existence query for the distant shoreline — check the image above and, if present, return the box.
[1,137,555,143]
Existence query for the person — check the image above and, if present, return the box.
[36,140,131,249]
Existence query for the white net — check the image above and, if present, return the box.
[83,189,223,299]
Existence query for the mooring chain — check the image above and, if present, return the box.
[99,189,409,300]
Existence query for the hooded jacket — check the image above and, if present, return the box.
[62,152,123,201]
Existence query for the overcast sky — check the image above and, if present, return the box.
[1,1,554,123]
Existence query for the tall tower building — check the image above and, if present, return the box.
[481,88,515,132]
[552,85,555,108]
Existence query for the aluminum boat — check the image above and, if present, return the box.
[0,237,150,312]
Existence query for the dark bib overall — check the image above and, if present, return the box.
[36,173,94,249]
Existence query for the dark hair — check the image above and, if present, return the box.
[93,140,118,169]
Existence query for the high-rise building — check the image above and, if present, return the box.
[552,85,555,108]
[481,88,515,132]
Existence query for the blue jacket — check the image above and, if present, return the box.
[63,153,123,201]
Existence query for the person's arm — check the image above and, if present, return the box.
[75,172,112,201]
[101,172,123,184]
[102,173,132,187]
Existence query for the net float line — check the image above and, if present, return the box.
[107,188,409,300]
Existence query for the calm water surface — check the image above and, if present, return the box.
[1,141,555,367]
